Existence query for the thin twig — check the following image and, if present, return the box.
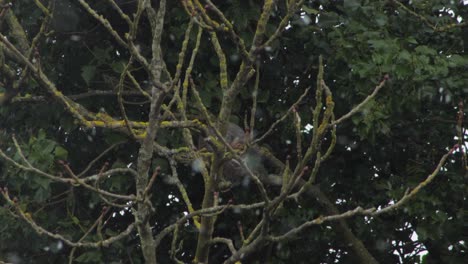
[209,237,237,254]
[68,206,111,263]
[0,188,134,248]
[373,145,455,215]
[330,75,388,127]
[253,86,312,144]
[78,141,126,177]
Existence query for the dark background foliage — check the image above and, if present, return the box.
[0,0,467,263]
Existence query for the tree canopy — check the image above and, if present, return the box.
[0,0,467,263]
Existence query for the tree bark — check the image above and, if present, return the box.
[194,179,216,263]
[308,185,380,264]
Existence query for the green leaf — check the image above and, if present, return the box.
[81,65,97,85]
[447,55,467,68]
[302,6,319,15]
[33,187,50,202]
[415,45,436,56]
[93,47,112,64]
[398,50,412,62]
[37,129,46,140]
[111,61,126,73]
[375,16,387,26]
[395,64,412,79]
[35,177,51,189]
[368,39,390,51]
[54,146,68,160]
[72,216,80,225]
[199,88,213,108]
[257,88,270,103]
[38,140,56,155]
[75,251,102,263]
[317,12,340,28]
[104,131,127,145]
[406,36,418,44]
[344,0,361,11]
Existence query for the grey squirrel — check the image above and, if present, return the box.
[201,122,281,190]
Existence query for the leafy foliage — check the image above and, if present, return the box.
[0,0,467,263]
